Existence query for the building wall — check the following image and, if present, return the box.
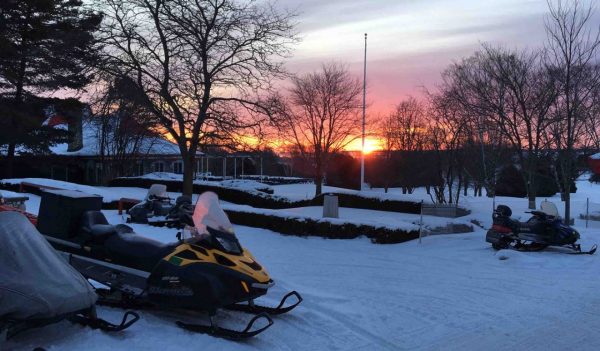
[589,158,600,175]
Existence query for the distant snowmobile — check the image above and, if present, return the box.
[127,184,174,224]
[127,184,194,228]
[39,190,302,340]
[486,201,597,255]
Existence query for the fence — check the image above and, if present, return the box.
[418,201,473,243]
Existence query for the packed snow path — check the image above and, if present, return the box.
[7,219,600,351]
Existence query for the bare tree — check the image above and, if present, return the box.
[427,91,469,204]
[96,0,296,195]
[377,113,398,193]
[278,63,362,197]
[378,97,427,193]
[91,77,161,182]
[545,0,600,222]
[445,46,557,208]
[584,70,600,150]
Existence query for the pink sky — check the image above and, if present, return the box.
[279,0,597,116]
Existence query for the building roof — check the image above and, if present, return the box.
[50,118,183,157]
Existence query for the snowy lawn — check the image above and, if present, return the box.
[5,179,600,350]
[5,190,600,350]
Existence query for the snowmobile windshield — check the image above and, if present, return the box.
[146,184,169,201]
[192,192,241,255]
[207,226,243,255]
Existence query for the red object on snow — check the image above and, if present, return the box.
[0,204,38,226]
[589,156,600,175]
[43,114,68,128]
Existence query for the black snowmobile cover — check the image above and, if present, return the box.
[0,212,97,321]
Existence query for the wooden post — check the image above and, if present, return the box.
[419,200,424,244]
[586,197,590,229]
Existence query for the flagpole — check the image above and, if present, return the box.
[360,33,367,191]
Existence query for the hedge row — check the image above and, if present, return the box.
[109,177,313,209]
[110,177,427,214]
[317,193,422,214]
[225,209,420,244]
[238,175,311,185]
[4,178,464,217]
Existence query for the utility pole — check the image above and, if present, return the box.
[360,33,367,191]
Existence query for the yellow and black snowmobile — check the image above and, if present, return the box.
[37,190,302,339]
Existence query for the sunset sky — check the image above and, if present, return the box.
[280,0,597,118]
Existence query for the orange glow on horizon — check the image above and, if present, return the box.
[345,137,383,154]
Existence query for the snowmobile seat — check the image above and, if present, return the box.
[81,211,134,244]
[103,233,177,272]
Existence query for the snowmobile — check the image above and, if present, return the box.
[127,184,193,228]
[38,190,302,340]
[486,201,597,255]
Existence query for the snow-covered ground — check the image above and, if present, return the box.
[5,179,600,350]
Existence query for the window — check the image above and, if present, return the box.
[173,161,183,174]
[153,161,164,173]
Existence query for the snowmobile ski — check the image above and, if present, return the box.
[567,244,597,255]
[94,287,276,340]
[227,291,303,315]
[69,309,140,332]
[175,313,273,340]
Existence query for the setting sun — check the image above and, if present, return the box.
[345,137,383,154]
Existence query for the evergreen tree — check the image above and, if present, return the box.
[0,0,101,177]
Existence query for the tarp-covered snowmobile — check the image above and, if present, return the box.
[127,184,194,228]
[0,211,138,346]
[40,190,302,339]
[486,201,597,255]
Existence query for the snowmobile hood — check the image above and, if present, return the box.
[192,192,235,235]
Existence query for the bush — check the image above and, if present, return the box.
[494,165,526,197]
[315,193,422,214]
[225,210,420,244]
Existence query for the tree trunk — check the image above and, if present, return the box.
[5,142,16,178]
[182,155,195,196]
[564,185,571,223]
[527,170,536,210]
